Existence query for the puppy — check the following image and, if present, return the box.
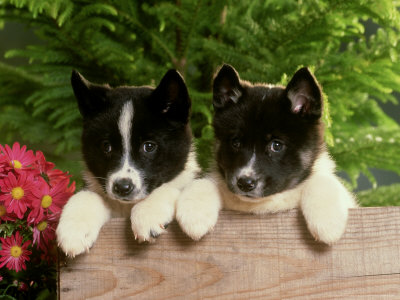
[202,64,357,244]
[57,70,209,256]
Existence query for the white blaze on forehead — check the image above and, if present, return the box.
[106,101,146,201]
[119,101,134,154]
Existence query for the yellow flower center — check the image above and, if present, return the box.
[11,187,24,200]
[41,195,52,208]
[10,246,22,258]
[9,160,22,169]
[0,205,6,216]
[37,221,48,231]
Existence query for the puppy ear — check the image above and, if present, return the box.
[71,70,110,118]
[213,64,243,109]
[286,67,323,119]
[151,69,191,123]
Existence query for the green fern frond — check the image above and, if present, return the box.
[358,184,400,206]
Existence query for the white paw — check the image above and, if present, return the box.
[56,218,100,257]
[131,187,178,243]
[304,206,348,245]
[56,191,110,257]
[176,178,221,241]
[301,175,354,245]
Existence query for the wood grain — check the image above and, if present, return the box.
[59,207,400,299]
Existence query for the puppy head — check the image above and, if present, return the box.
[71,70,192,203]
[212,65,324,200]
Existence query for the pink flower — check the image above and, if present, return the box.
[48,169,71,186]
[0,201,16,223]
[33,150,75,189]
[0,232,32,272]
[32,213,57,252]
[33,151,55,175]
[0,172,35,219]
[66,180,76,195]
[28,177,71,223]
[0,142,36,173]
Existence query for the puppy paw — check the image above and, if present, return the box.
[301,175,354,245]
[57,219,100,257]
[176,178,221,241]
[56,191,110,257]
[131,188,178,243]
[304,207,348,245]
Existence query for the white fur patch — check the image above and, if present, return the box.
[107,101,145,201]
[119,101,133,154]
[131,185,179,243]
[56,190,111,257]
[301,174,356,244]
[176,177,222,241]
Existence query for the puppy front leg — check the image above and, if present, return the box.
[301,175,357,245]
[131,185,179,243]
[56,190,111,257]
[176,178,222,241]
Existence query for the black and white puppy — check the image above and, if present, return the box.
[206,65,357,244]
[56,70,217,256]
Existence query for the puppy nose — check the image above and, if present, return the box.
[237,176,258,192]
[112,179,134,197]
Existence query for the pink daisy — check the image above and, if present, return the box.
[0,142,36,173]
[0,152,6,177]
[0,172,35,219]
[28,177,71,224]
[48,169,71,186]
[33,151,55,175]
[32,150,75,190]
[66,180,76,195]
[0,231,32,272]
[32,214,57,252]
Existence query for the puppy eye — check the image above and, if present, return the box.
[102,140,112,154]
[270,140,284,153]
[143,141,157,153]
[231,138,241,149]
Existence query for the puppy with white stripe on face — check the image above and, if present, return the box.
[56,70,218,257]
[184,65,357,245]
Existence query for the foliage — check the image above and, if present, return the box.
[358,183,400,206]
[0,0,399,199]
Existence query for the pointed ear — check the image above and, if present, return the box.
[286,68,323,119]
[213,64,243,109]
[71,70,110,118]
[150,69,191,123]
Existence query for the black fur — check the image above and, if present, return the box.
[71,70,192,200]
[213,65,325,198]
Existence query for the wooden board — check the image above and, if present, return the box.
[59,207,400,299]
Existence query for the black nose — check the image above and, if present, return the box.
[112,179,134,197]
[237,176,257,192]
